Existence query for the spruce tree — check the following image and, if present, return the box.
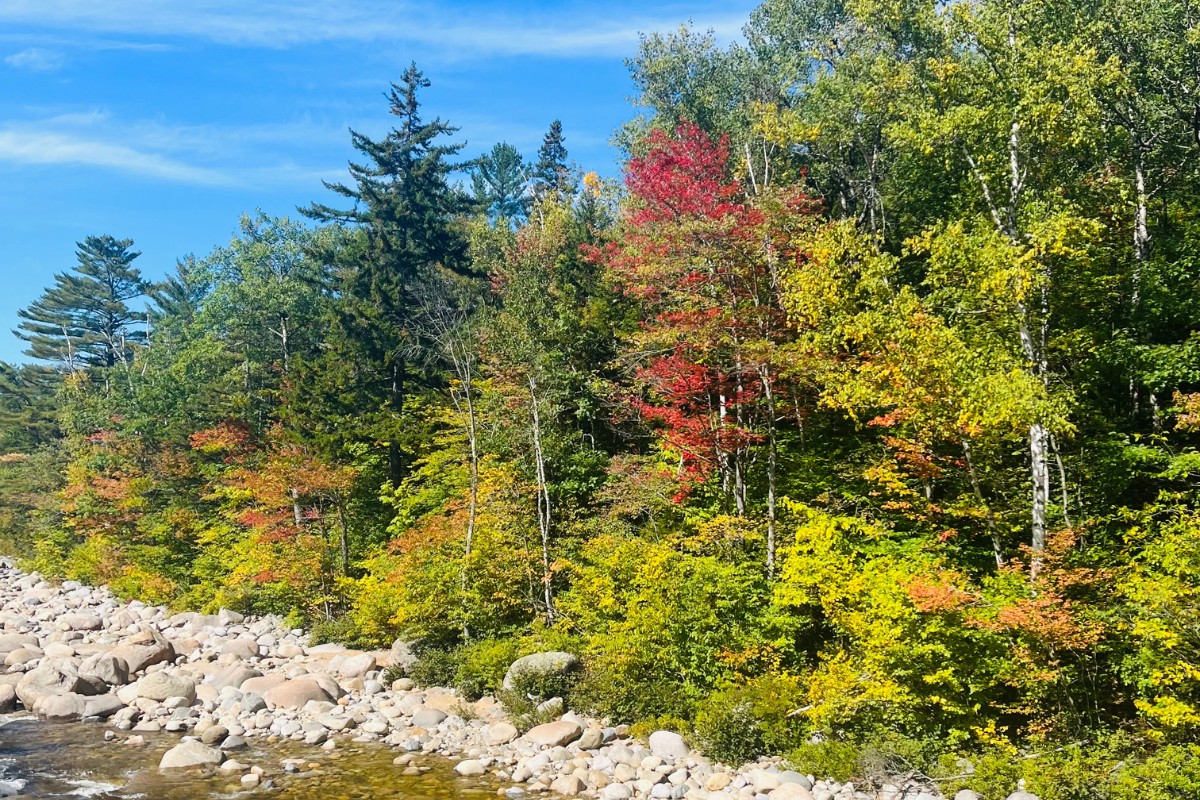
[532,120,573,198]
[302,63,473,484]
[15,236,148,371]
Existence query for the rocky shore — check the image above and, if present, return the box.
[0,561,1017,800]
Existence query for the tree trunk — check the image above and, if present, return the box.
[963,439,1004,569]
[528,376,554,622]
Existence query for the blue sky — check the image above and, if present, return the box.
[0,0,755,363]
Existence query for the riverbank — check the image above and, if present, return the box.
[0,562,986,800]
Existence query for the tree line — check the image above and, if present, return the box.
[2,1,1200,793]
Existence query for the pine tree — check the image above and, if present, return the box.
[302,63,474,485]
[15,236,148,371]
[0,363,59,450]
[532,120,573,199]
[470,142,529,223]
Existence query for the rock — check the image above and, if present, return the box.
[955,792,981,800]
[648,731,689,761]
[16,658,98,708]
[0,685,14,713]
[486,722,519,745]
[524,720,582,748]
[330,652,376,679]
[221,638,260,660]
[206,665,261,690]
[389,639,417,673]
[411,708,448,729]
[262,679,333,709]
[58,613,102,632]
[134,672,196,703]
[706,774,733,792]
[770,785,815,800]
[110,640,174,674]
[602,784,632,800]
[502,651,580,691]
[33,692,123,722]
[551,775,586,796]
[241,674,287,695]
[0,634,38,657]
[200,725,229,745]
[159,740,224,770]
[79,653,130,687]
[577,727,604,750]
[455,759,487,777]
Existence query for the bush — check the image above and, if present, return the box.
[409,647,462,689]
[454,638,521,700]
[497,666,581,731]
[693,674,808,765]
[787,739,863,783]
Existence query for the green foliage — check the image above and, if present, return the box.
[454,638,520,700]
[409,647,462,690]
[694,675,808,764]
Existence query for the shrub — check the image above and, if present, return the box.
[409,647,462,689]
[454,638,521,700]
[787,739,863,783]
[693,674,808,765]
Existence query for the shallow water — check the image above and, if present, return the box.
[0,716,502,799]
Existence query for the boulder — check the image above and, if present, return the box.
[0,634,39,657]
[502,651,579,691]
[79,653,130,687]
[955,792,982,800]
[134,672,196,703]
[330,652,376,679]
[577,727,604,750]
[486,722,519,745]
[205,665,261,691]
[389,639,417,673]
[0,685,15,713]
[58,613,102,632]
[648,730,689,761]
[33,692,124,722]
[109,640,174,674]
[262,679,332,709]
[454,759,487,777]
[551,776,586,796]
[159,739,224,770]
[241,674,287,695]
[770,785,815,800]
[16,658,98,708]
[411,708,447,729]
[220,638,260,660]
[4,648,39,667]
[524,720,582,748]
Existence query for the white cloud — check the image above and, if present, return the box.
[0,127,234,185]
[4,47,66,72]
[0,1,751,57]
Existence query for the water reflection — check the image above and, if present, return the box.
[0,716,502,799]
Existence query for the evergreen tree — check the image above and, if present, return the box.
[532,120,572,198]
[302,63,474,485]
[0,362,59,451]
[470,142,529,223]
[15,236,148,371]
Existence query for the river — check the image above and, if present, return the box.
[0,715,502,799]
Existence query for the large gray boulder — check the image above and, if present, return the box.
[110,633,174,673]
[648,730,690,760]
[134,672,196,702]
[502,651,580,691]
[0,634,39,658]
[330,652,376,679]
[159,740,224,770]
[58,613,102,632]
[206,665,261,691]
[389,639,417,673]
[33,692,124,722]
[524,720,582,748]
[262,679,332,709]
[16,658,98,708]
[79,652,130,687]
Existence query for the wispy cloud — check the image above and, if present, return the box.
[0,112,351,188]
[0,127,233,185]
[4,47,66,72]
[0,1,750,57]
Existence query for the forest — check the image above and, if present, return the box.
[2,0,1200,795]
